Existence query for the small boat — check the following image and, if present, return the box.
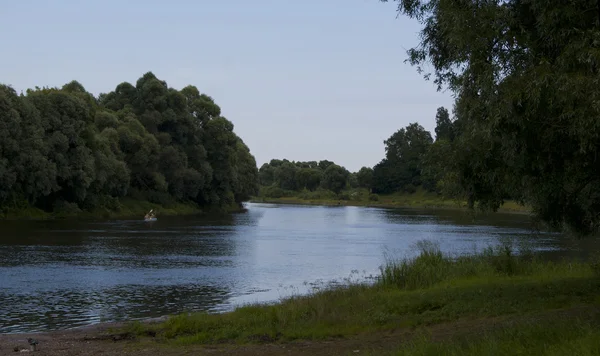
[144,209,157,222]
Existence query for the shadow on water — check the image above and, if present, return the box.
[1,203,599,333]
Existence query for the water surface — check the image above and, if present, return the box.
[0,203,595,333]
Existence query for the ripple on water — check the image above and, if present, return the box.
[1,203,593,333]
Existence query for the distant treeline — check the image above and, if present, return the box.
[258,107,453,199]
[0,72,259,215]
[258,159,373,197]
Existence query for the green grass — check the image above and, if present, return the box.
[250,187,530,213]
[383,319,600,356]
[125,240,600,347]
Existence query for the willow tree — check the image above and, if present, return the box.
[383,0,600,234]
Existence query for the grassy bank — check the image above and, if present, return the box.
[121,241,600,354]
[0,198,209,221]
[250,187,529,213]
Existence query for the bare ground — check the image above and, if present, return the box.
[1,306,597,356]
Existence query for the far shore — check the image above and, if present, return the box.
[249,195,531,215]
[0,198,248,222]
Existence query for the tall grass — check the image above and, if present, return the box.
[379,239,543,290]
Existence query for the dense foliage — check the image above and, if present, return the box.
[379,0,600,235]
[258,159,365,197]
[372,123,433,194]
[0,72,258,215]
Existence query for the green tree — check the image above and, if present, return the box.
[322,164,349,194]
[372,123,433,194]
[275,161,298,191]
[318,160,334,171]
[259,163,276,186]
[296,168,323,191]
[356,167,374,189]
[383,0,600,234]
[434,107,454,142]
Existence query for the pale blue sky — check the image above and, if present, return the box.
[0,0,453,172]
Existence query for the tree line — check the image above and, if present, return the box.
[0,72,259,215]
[257,107,451,199]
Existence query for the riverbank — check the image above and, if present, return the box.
[5,242,599,355]
[251,188,530,214]
[0,198,245,221]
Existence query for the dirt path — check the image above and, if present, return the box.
[2,306,597,356]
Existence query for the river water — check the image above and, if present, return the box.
[0,203,597,333]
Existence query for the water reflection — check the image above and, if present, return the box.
[1,203,598,333]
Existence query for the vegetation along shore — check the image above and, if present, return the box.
[250,187,529,214]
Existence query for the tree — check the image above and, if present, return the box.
[296,168,323,191]
[356,167,374,189]
[322,164,349,194]
[372,123,433,193]
[258,163,276,186]
[318,160,334,171]
[434,107,454,142]
[383,0,600,235]
[275,161,298,191]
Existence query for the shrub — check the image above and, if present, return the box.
[404,184,417,194]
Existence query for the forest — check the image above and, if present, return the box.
[0,72,259,216]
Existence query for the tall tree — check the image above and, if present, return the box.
[434,107,454,142]
[383,0,600,234]
[322,164,349,194]
[372,123,433,193]
[356,167,374,189]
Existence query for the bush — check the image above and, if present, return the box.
[52,200,82,216]
[338,192,351,200]
[298,189,337,200]
[369,194,379,201]
[404,184,417,194]
[261,186,295,198]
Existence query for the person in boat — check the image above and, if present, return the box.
[144,209,156,220]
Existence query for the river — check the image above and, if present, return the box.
[0,202,597,334]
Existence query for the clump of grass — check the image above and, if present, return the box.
[379,239,547,290]
[380,239,550,289]
[380,240,451,289]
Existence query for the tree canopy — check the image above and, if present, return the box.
[0,72,258,215]
[372,123,433,194]
[382,0,600,235]
[258,159,353,196]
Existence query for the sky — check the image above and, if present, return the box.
[0,0,454,172]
